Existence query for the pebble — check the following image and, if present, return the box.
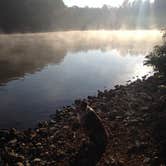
[16,162,24,166]
[8,139,17,144]
[36,142,42,146]
[143,157,150,163]
[140,106,149,111]
[50,120,56,124]
[17,155,25,162]
[33,158,41,162]
[63,125,69,129]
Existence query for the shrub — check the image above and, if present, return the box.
[144,31,166,76]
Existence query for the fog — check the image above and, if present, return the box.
[0,0,166,32]
[0,30,161,85]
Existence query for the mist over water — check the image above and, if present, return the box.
[0,30,162,128]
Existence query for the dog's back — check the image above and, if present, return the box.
[81,105,108,151]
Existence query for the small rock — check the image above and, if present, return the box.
[143,157,150,163]
[50,144,56,148]
[115,116,123,120]
[30,131,37,138]
[38,121,48,128]
[140,106,149,111]
[16,162,24,166]
[17,155,25,162]
[135,140,141,147]
[130,119,139,123]
[36,128,47,134]
[50,120,56,124]
[63,125,69,129]
[105,159,110,165]
[10,128,17,134]
[138,92,152,101]
[8,139,17,144]
[49,127,56,132]
[36,142,42,146]
[8,152,25,162]
[33,158,41,163]
[25,161,31,166]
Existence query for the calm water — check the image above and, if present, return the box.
[0,30,161,128]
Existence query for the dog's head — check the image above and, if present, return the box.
[74,100,88,122]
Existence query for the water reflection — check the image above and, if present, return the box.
[0,30,161,85]
[0,30,161,128]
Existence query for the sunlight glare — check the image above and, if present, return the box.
[129,0,154,3]
[64,0,126,8]
[64,0,155,7]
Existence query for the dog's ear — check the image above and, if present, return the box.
[74,99,81,106]
[81,101,87,110]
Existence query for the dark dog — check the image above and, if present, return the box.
[71,100,108,166]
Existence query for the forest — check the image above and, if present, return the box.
[0,0,166,32]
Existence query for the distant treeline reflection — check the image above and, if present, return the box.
[0,0,165,33]
[0,31,161,85]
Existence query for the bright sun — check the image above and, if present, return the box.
[63,0,154,8]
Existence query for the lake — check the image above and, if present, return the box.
[0,30,161,129]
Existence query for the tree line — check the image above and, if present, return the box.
[0,0,165,33]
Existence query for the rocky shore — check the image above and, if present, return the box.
[0,73,166,166]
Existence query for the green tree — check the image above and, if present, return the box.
[144,31,166,76]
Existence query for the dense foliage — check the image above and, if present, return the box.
[0,0,65,32]
[0,0,166,32]
[145,31,166,75]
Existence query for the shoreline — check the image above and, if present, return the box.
[0,73,166,165]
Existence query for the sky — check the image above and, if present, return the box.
[63,0,155,8]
